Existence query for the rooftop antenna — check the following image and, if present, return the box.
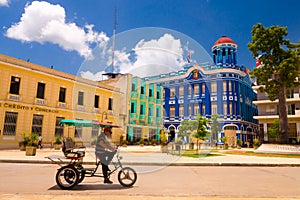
[111,6,116,72]
[103,6,119,79]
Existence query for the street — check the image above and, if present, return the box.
[0,163,300,199]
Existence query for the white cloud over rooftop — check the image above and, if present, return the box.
[5,1,108,59]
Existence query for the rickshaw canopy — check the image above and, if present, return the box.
[60,119,119,128]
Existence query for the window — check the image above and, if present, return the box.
[59,87,66,102]
[55,117,64,137]
[194,104,200,115]
[78,91,84,105]
[140,104,145,115]
[179,86,184,97]
[75,126,82,138]
[201,103,206,115]
[131,83,136,91]
[130,102,135,113]
[141,86,145,94]
[108,98,113,110]
[223,102,227,116]
[94,95,99,108]
[212,102,217,115]
[3,112,18,136]
[229,102,233,115]
[266,105,276,113]
[133,127,142,142]
[170,106,175,117]
[148,107,153,116]
[187,85,192,96]
[156,107,161,117]
[32,114,43,135]
[179,105,184,116]
[9,76,21,95]
[194,84,199,95]
[156,91,160,99]
[223,80,227,93]
[188,104,192,116]
[92,127,99,138]
[202,83,206,94]
[228,81,232,92]
[36,82,45,99]
[211,82,217,93]
[149,129,156,140]
[149,89,153,97]
[170,87,175,97]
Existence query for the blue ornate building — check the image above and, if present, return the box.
[145,36,258,147]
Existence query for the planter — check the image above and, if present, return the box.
[19,143,26,151]
[224,143,229,150]
[161,145,168,153]
[54,144,61,150]
[25,146,36,156]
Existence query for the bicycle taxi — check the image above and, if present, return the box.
[46,119,137,190]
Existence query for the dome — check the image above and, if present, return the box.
[212,36,235,47]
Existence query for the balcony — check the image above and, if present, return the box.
[130,113,138,120]
[57,102,67,108]
[35,98,46,105]
[148,97,154,102]
[131,91,138,99]
[147,116,154,124]
[7,94,21,101]
[139,115,146,122]
[77,105,85,111]
[155,99,163,104]
[140,94,147,101]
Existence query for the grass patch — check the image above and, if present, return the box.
[224,150,300,158]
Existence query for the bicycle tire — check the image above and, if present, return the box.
[55,165,79,190]
[118,167,137,187]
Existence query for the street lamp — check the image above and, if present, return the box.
[101,111,108,122]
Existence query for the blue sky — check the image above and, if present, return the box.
[1,0,300,79]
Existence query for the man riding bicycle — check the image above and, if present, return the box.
[95,127,117,184]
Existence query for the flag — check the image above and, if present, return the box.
[187,52,191,63]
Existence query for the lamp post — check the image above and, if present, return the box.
[101,111,108,122]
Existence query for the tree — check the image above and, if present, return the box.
[193,115,209,150]
[210,114,221,141]
[248,23,300,144]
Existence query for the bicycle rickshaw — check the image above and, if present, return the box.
[47,119,137,190]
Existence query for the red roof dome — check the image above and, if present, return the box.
[213,36,235,47]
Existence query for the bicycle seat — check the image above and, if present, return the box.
[64,148,85,158]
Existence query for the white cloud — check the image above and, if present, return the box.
[80,33,191,79]
[80,70,106,81]
[0,0,9,7]
[119,33,187,77]
[5,1,108,59]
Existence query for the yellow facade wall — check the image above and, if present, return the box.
[0,54,123,149]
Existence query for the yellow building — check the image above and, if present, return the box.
[0,54,123,149]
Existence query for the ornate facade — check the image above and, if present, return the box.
[145,36,259,147]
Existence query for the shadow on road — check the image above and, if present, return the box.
[48,184,133,191]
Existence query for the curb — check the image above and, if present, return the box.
[1,159,300,167]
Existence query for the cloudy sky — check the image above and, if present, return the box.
[1,0,300,80]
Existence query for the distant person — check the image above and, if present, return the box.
[38,134,43,149]
[95,127,117,184]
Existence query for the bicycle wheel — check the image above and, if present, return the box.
[56,165,79,189]
[118,167,137,187]
[77,169,85,184]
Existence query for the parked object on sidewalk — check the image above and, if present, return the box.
[37,134,43,149]
[24,132,38,156]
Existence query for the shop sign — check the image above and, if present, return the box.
[0,102,59,113]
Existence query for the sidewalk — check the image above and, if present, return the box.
[0,145,300,166]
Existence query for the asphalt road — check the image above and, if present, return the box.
[1,163,300,199]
